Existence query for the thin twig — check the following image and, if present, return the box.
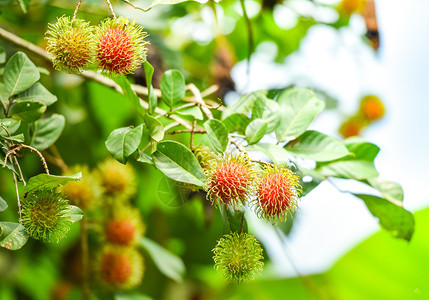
[163,122,180,132]
[13,156,26,186]
[12,171,22,221]
[230,139,245,152]
[72,0,84,21]
[105,0,117,18]
[80,218,90,300]
[120,0,152,12]
[20,144,50,174]
[166,129,206,135]
[186,83,214,119]
[190,118,197,150]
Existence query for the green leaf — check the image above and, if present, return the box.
[0,83,9,109]
[160,69,186,109]
[143,61,157,115]
[1,133,24,143]
[296,167,325,196]
[115,293,153,300]
[115,76,146,118]
[0,118,21,135]
[152,141,205,187]
[344,137,380,160]
[137,151,154,165]
[0,196,7,212]
[367,178,404,206]
[0,47,5,64]
[285,130,349,162]
[17,0,31,13]
[354,194,414,241]
[245,119,268,145]
[203,119,229,153]
[223,113,251,135]
[275,88,325,142]
[144,0,190,10]
[23,172,82,194]
[140,237,185,283]
[143,61,154,88]
[246,143,289,165]
[13,82,57,106]
[144,114,164,142]
[175,106,203,120]
[30,114,65,151]
[0,222,29,250]
[69,205,84,223]
[9,101,46,122]
[220,206,247,234]
[252,97,280,132]
[3,52,40,96]
[222,90,267,120]
[105,125,144,164]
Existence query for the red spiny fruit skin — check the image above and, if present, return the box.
[214,162,249,203]
[100,252,132,285]
[106,219,136,246]
[97,27,134,74]
[258,173,293,218]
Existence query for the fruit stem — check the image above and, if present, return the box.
[105,0,117,18]
[80,217,90,300]
[12,169,22,222]
[72,0,84,22]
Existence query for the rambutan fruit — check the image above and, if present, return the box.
[46,16,95,74]
[97,158,137,200]
[105,206,145,246]
[359,95,385,121]
[97,246,144,290]
[339,116,368,138]
[95,16,149,75]
[21,189,73,243]
[212,232,264,284]
[205,153,257,207]
[193,144,217,169]
[252,164,301,223]
[60,165,102,211]
[338,0,366,16]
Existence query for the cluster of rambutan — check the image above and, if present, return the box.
[339,95,385,138]
[53,159,145,294]
[202,150,302,283]
[205,152,302,223]
[45,16,148,75]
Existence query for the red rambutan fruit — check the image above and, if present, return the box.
[95,17,148,75]
[205,153,257,207]
[359,95,385,121]
[105,207,145,246]
[253,164,301,222]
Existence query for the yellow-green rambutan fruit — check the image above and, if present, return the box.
[60,165,103,211]
[105,206,145,246]
[97,158,137,200]
[252,164,301,223]
[213,232,264,284]
[193,144,217,169]
[359,95,385,121]
[21,189,73,243]
[95,16,149,75]
[205,152,257,208]
[45,16,95,74]
[97,245,144,290]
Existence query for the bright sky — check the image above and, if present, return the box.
[233,0,429,276]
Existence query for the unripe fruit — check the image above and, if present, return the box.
[105,206,145,246]
[193,144,217,169]
[205,153,257,207]
[97,246,144,290]
[46,16,95,74]
[213,232,264,284]
[253,164,301,222]
[98,158,137,200]
[21,189,72,243]
[60,165,102,211]
[359,95,385,121]
[95,17,148,75]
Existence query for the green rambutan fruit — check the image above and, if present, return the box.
[97,245,144,290]
[205,152,257,207]
[21,189,73,243]
[252,164,302,223]
[213,232,264,284]
[45,16,95,74]
[95,16,149,75]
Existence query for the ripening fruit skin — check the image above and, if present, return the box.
[253,164,301,223]
[97,246,144,290]
[205,153,257,207]
[339,115,368,138]
[359,95,385,121]
[98,158,137,200]
[60,165,102,211]
[105,206,145,246]
[21,189,72,243]
[213,232,264,284]
[95,17,149,75]
[45,16,95,74]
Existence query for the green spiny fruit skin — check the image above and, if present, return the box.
[213,232,264,284]
[21,189,72,243]
[95,17,149,75]
[45,16,95,74]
